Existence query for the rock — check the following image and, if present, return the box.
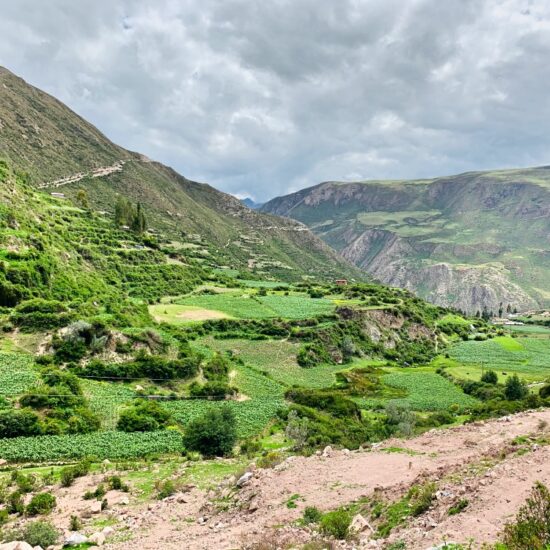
[350,513,371,533]
[64,533,88,546]
[236,472,253,488]
[88,532,106,546]
[90,501,103,514]
[101,526,114,536]
[322,445,333,457]
[0,542,34,550]
[117,496,130,505]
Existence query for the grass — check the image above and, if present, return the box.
[449,337,550,382]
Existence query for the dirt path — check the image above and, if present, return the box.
[101,409,550,549]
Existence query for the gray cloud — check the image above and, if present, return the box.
[1,0,549,200]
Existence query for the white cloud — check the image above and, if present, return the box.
[1,0,550,200]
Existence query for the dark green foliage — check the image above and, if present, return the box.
[502,482,550,549]
[81,352,200,381]
[297,343,331,368]
[26,492,57,516]
[285,388,360,419]
[10,299,72,330]
[189,380,236,399]
[303,506,322,524]
[539,384,550,399]
[107,476,129,492]
[0,409,42,438]
[408,482,436,516]
[505,374,529,401]
[117,400,172,432]
[7,491,25,514]
[183,406,237,457]
[481,370,498,384]
[319,508,352,540]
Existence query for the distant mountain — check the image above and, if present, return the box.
[0,66,361,282]
[241,197,264,210]
[262,169,550,313]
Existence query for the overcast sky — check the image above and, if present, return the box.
[1,0,550,201]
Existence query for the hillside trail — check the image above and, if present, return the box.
[99,409,550,550]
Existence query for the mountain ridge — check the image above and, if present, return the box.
[262,168,550,313]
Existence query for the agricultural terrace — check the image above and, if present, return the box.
[150,292,335,323]
[448,335,550,382]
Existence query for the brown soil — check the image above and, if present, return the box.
[86,409,550,549]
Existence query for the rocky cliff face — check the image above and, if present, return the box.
[262,169,550,313]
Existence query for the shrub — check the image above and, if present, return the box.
[108,475,129,492]
[319,508,352,540]
[448,498,469,515]
[156,479,176,499]
[7,491,25,514]
[14,520,59,547]
[539,385,550,399]
[408,482,436,516]
[505,374,529,401]
[502,482,550,548]
[481,370,498,384]
[60,459,91,487]
[183,405,237,457]
[303,506,322,524]
[26,492,57,516]
[0,409,42,438]
[117,400,172,432]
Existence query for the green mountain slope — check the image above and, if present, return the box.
[262,169,550,313]
[0,66,360,282]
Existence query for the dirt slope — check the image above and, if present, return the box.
[95,409,550,549]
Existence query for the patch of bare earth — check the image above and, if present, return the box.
[96,409,550,550]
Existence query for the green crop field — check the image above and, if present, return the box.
[0,353,38,397]
[167,293,335,321]
[357,368,478,411]
[202,337,345,388]
[81,380,136,430]
[449,336,550,382]
[163,364,285,437]
[0,430,184,462]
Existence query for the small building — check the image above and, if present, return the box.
[335,279,348,286]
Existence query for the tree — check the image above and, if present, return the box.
[285,409,310,450]
[498,302,503,318]
[505,374,529,401]
[183,406,237,457]
[481,370,498,385]
[76,189,89,209]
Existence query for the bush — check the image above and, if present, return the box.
[408,482,436,516]
[183,406,237,457]
[26,492,57,516]
[0,409,42,438]
[481,370,498,384]
[7,491,25,514]
[319,508,352,540]
[502,482,550,548]
[156,479,176,499]
[6,520,60,548]
[117,400,172,432]
[539,384,550,399]
[505,374,529,401]
[60,459,91,487]
[303,506,322,524]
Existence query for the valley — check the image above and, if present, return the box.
[0,65,549,550]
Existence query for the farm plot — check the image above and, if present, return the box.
[357,368,478,411]
[0,353,38,396]
[449,336,550,382]
[167,293,334,321]
[149,303,231,324]
[81,380,136,430]
[202,337,344,388]
[0,430,184,462]
[164,364,285,438]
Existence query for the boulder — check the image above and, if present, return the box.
[88,532,106,546]
[64,533,88,546]
[236,472,253,488]
[322,445,332,457]
[90,500,103,514]
[350,513,371,533]
[102,526,115,536]
[0,542,34,550]
[117,496,130,506]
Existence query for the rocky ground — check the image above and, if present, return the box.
[6,409,550,550]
